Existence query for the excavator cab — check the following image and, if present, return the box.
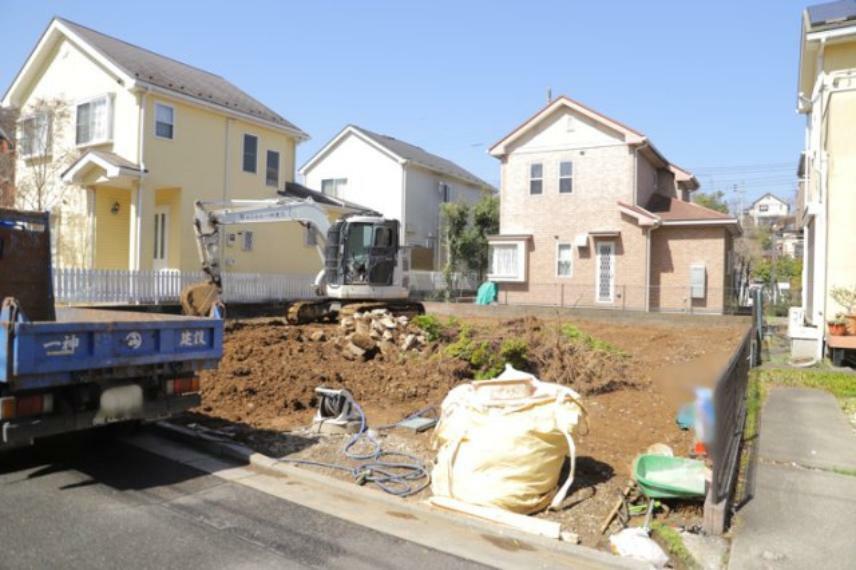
[326,218,399,287]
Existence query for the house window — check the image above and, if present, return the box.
[559,161,573,194]
[241,231,254,252]
[243,134,258,173]
[439,182,451,203]
[759,204,769,213]
[321,178,347,198]
[154,103,174,139]
[76,95,112,146]
[266,150,280,187]
[529,163,543,194]
[556,243,573,277]
[489,244,519,278]
[19,112,51,158]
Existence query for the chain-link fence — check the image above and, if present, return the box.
[491,283,742,315]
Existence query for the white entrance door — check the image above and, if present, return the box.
[596,241,615,303]
[153,207,169,270]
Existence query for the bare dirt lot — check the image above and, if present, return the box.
[181,310,746,549]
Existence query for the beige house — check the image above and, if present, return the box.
[791,1,856,358]
[487,96,740,313]
[2,18,317,276]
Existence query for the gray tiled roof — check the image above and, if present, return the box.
[349,125,493,189]
[807,1,856,28]
[59,18,306,136]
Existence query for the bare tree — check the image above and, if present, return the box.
[0,107,17,207]
[15,98,78,212]
[15,98,87,267]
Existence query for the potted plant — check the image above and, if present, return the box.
[831,286,856,335]
[828,313,847,336]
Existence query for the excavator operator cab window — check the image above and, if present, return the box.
[373,226,394,248]
[342,221,398,286]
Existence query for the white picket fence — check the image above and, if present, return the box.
[52,268,478,305]
[53,268,318,305]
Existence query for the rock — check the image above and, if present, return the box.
[380,316,398,329]
[371,308,389,316]
[401,333,418,351]
[355,318,372,336]
[347,333,378,360]
[371,318,386,333]
[309,330,326,342]
[379,340,395,356]
[560,531,580,544]
[416,335,427,345]
[340,317,355,330]
[370,329,381,339]
[382,330,394,341]
[397,316,409,326]
[351,333,376,351]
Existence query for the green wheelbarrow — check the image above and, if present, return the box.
[632,454,707,500]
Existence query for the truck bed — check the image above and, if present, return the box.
[1,306,223,390]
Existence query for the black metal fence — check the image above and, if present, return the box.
[703,288,762,534]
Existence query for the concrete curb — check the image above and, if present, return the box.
[152,421,641,569]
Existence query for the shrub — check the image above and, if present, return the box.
[413,314,443,341]
[561,323,625,355]
[444,325,474,359]
[499,339,528,369]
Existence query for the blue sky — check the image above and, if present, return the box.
[1,1,810,208]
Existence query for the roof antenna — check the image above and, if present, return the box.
[546,87,552,104]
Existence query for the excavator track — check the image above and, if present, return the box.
[286,299,425,325]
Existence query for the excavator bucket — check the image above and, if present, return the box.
[181,281,221,317]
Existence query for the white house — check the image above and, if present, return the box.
[300,125,494,270]
[745,193,790,225]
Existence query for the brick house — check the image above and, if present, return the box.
[487,96,740,313]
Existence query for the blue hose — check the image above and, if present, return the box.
[278,400,431,497]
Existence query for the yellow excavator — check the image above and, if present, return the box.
[180,197,424,324]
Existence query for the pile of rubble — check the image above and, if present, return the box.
[334,309,428,360]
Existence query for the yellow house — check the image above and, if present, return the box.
[793,2,856,358]
[2,17,319,276]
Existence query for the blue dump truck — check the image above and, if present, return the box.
[0,208,223,449]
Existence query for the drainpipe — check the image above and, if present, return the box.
[633,141,650,205]
[134,88,149,271]
[223,118,232,200]
[400,162,408,247]
[644,227,652,312]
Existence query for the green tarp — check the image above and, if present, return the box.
[476,281,498,305]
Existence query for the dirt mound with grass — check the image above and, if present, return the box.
[189,311,747,548]
[198,315,647,429]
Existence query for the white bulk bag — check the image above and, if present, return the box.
[431,365,586,514]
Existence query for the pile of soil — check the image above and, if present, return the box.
[189,312,746,548]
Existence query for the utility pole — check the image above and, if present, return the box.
[734,182,746,221]
[546,87,552,104]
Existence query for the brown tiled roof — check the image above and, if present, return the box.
[645,195,733,221]
[58,18,307,137]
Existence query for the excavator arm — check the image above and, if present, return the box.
[192,197,333,289]
[182,197,337,316]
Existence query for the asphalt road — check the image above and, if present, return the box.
[0,429,484,570]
